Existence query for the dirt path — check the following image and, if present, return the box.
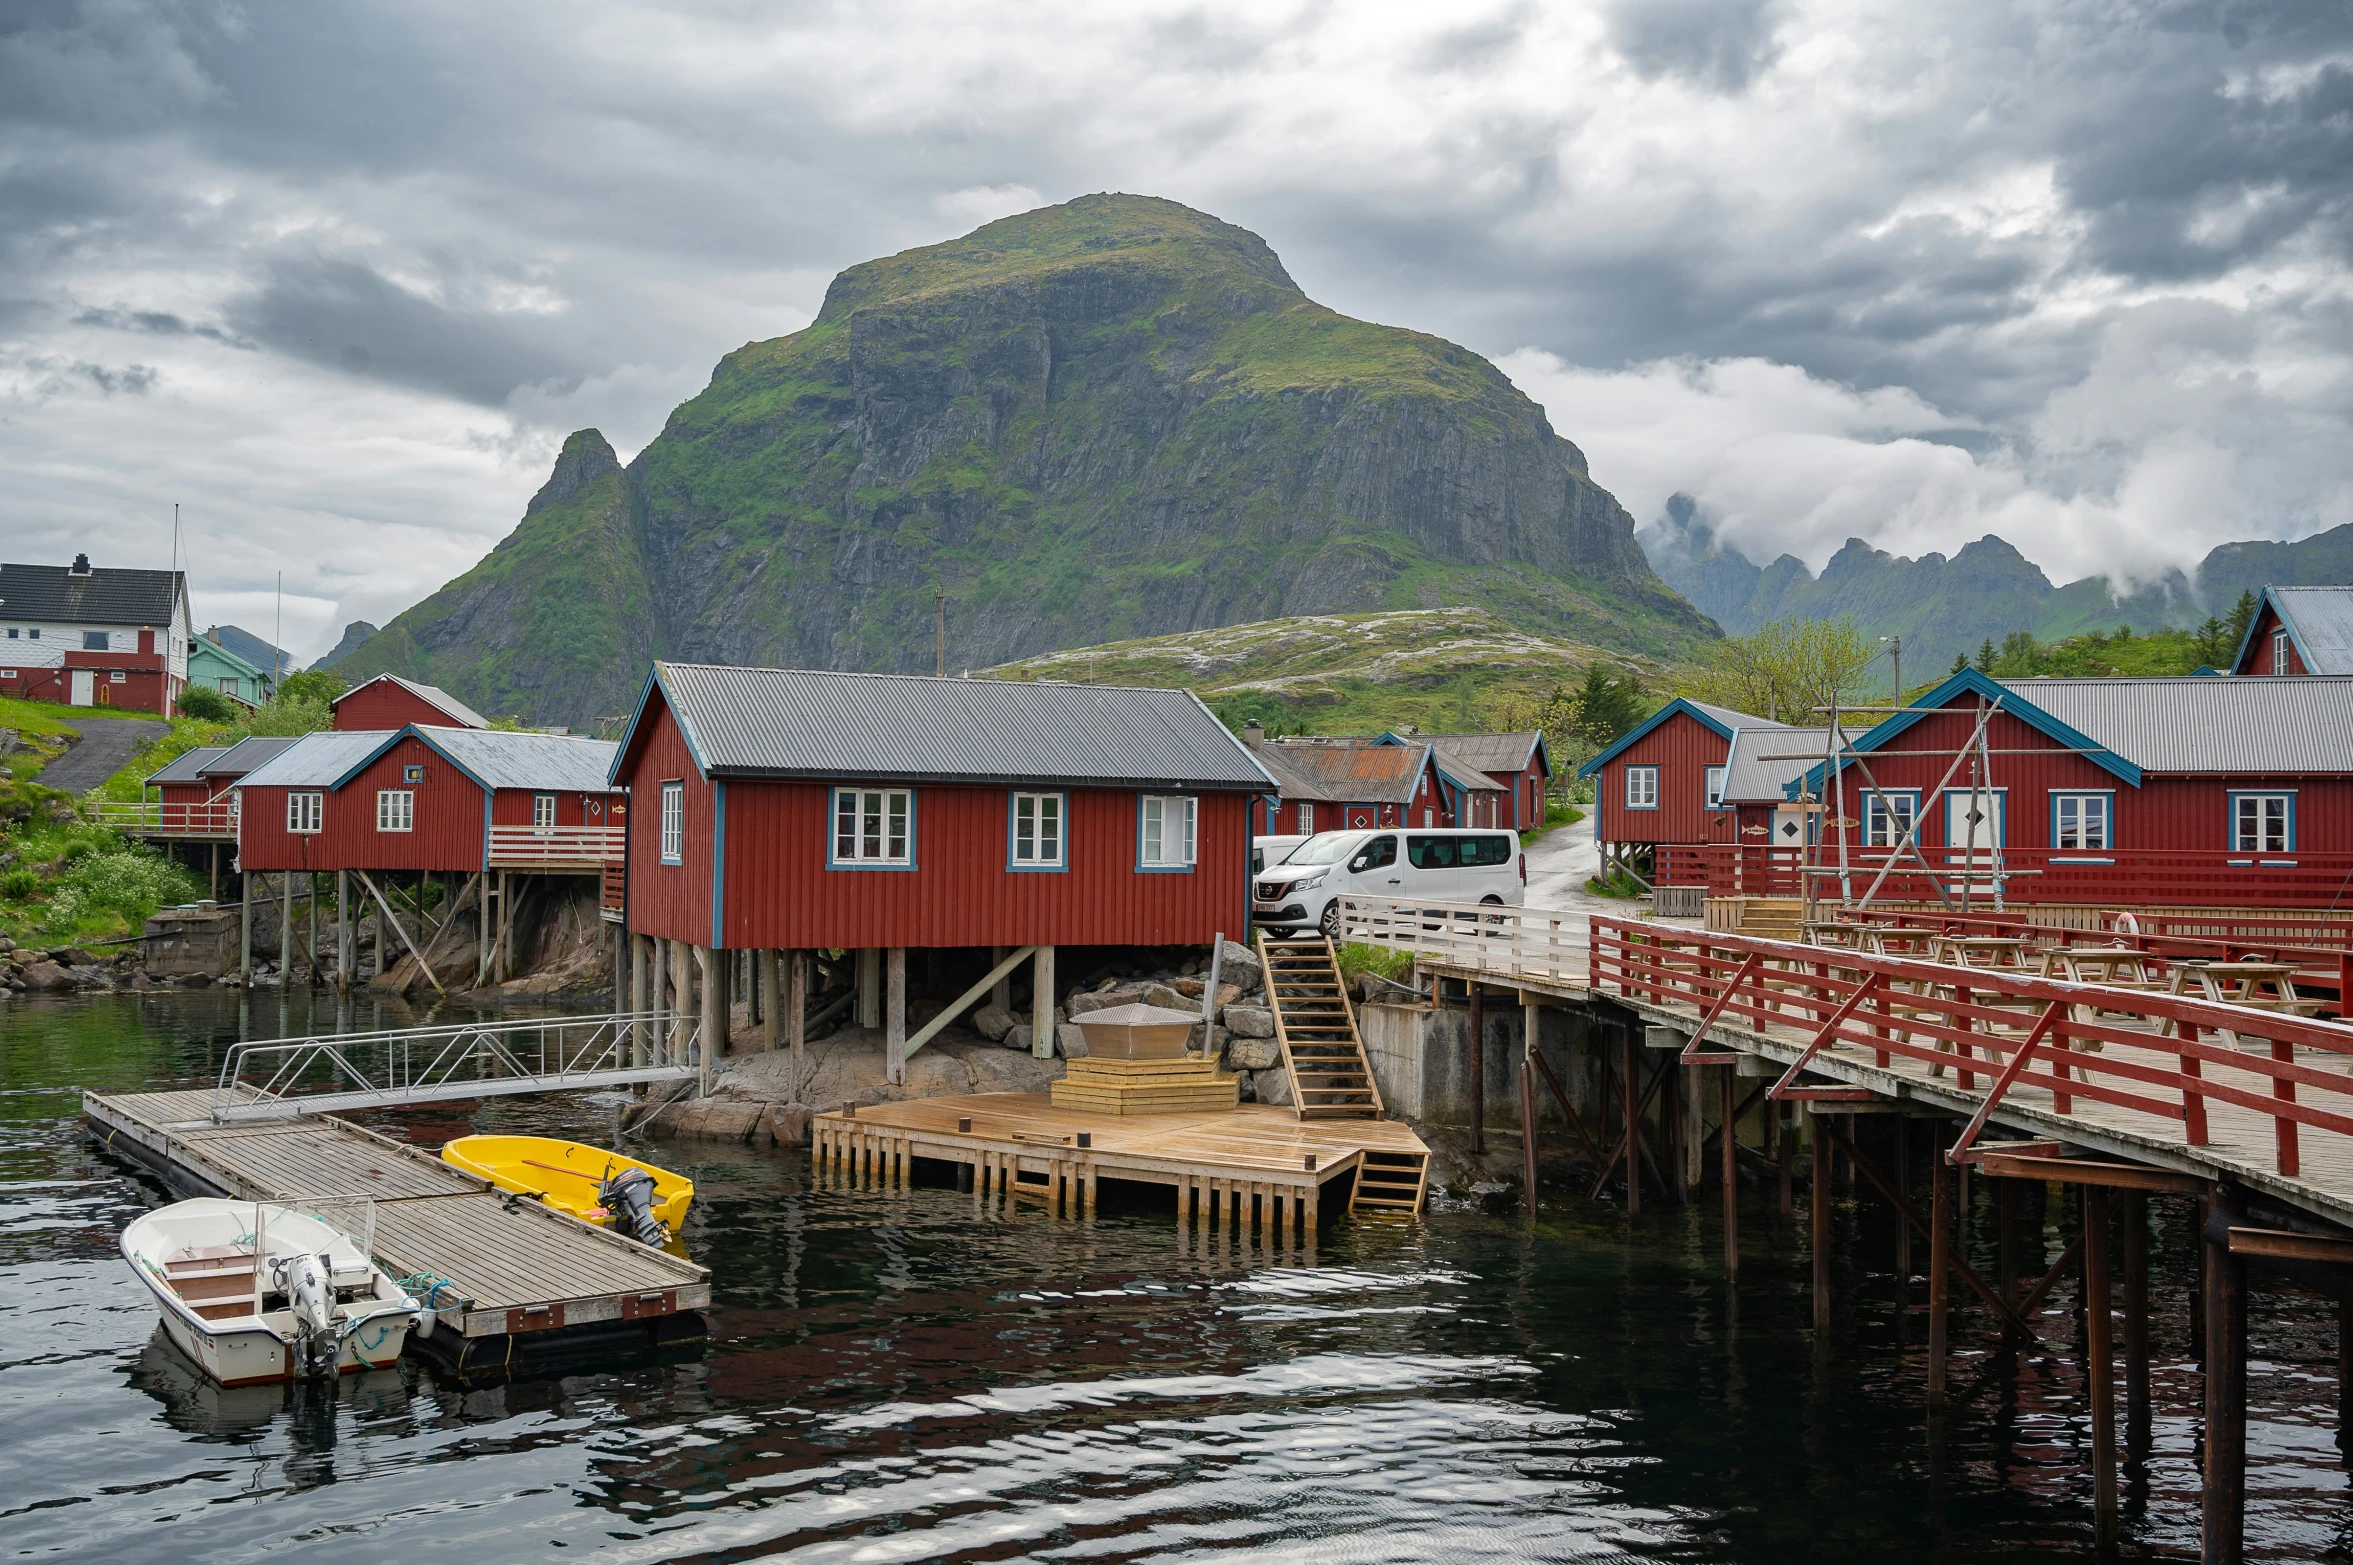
[36,716,169,793]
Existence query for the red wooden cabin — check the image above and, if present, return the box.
[2232,586,2353,676]
[0,554,190,714]
[1389,731,1552,829]
[1245,735,1450,835]
[331,673,491,732]
[1577,699,1785,884]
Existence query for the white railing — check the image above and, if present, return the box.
[486,824,626,866]
[89,800,238,836]
[211,1010,700,1122]
[1335,897,1589,986]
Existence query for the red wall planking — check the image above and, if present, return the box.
[621,699,718,944]
[2240,606,2305,676]
[334,680,468,731]
[239,733,485,873]
[1594,711,1730,846]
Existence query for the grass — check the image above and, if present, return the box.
[1335,942,1417,986]
[1520,801,1585,847]
[1583,868,1651,899]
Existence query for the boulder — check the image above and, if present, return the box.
[1215,939,1263,993]
[758,1103,814,1148]
[972,1002,1017,1041]
[17,962,75,993]
[1225,1036,1282,1072]
[51,947,95,967]
[1251,1067,1295,1106]
[671,1098,765,1140]
[1223,1004,1275,1039]
[1169,978,1242,1012]
[1067,985,1147,1016]
[1005,1022,1035,1053]
[1055,1023,1089,1059]
[1141,982,1191,1012]
[1186,1022,1227,1056]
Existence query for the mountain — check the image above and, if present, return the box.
[311,620,378,671]
[203,624,295,680]
[1638,498,2353,671]
[981,606,1642,735]
[331,194,1712,726]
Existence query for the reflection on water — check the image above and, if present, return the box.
[4,989,2352,1561]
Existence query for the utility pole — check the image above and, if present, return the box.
[935,587,945,677]
[1880,635,1901,705]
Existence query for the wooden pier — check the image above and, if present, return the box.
[812,1094,1434,1236]
[86,1088,709,1372]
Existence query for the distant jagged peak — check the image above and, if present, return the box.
[815,192,1302,322]
[526,428,620,516]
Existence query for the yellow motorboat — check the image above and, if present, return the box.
[440,1136,693,1248]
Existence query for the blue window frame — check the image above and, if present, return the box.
[1137,794,1196,872]
[2050,791,2113,854]
[830,787,916,869]
[1008,791,1068,871]
[1624,766,1659,809]
[2228,791,2294,854]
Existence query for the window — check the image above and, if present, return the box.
[1350,834,1398,871]
[4,629,14,639]
[1139,795,1197,869]
[1462,834,1514,867]
[403,764,425,784]
[2053,793,2111,851]
[1864,792,1918,848]
[533,792,557,829]
[1010,792,1065,869]
[2273,628,2291,675]
[286,792,322,834]
[1705,766,1727,810]
[376,789,413,833]
[832,787,913,866]
[1298,801,1315,835]
[660,781,684,864]
[27,629,37,639]
[1422,808,1434,827]
[2232,793,2293,853]
[218,677,238,694]
[1407,834,1457,869]
[1625,766,1659,809]
[83,630,108,651]
[109,669,125,683]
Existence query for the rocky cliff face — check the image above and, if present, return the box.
[337,194,1710,725]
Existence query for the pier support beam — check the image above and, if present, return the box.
[1623,1026,1638,1218]
[857,948,881,1029]
[1468,983,1485,1156]
[1722,1067,1738,1280]
[239,867,252,985]
[788,951,808,1103]
[699,945,725,1095]
[991,947,1012,1010]
[761,950,783,1054]
[1811,1109,1831,1336]
[885,947,907,1085]
[631,933,650,1067]
[1521,1001,1540,1217]
[1030,946,1056,1060]
[2085,1188,2118,1547]
[336,869,351,989]
[2124,1190,2151,1452]
[2204,1193,2248,1565]
[1928,1124,1950,1409]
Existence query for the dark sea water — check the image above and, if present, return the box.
[4,988,2350,1562]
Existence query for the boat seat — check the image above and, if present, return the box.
[190,1300,257,1321]
[172,1271,259,1303]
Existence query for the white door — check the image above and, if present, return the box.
[69,669,93,706]
[1768,806,1809,853]
[1943,789,2004,893]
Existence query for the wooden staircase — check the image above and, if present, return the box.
[1258,934,1385,1121]
[1349,1149,1431,1217]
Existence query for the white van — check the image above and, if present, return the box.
[1252,834,1310,876]
[1252,828,1525,939]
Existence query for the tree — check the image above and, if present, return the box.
[175,685,236,722]
[1974,637,1996,672]
[2224,589,2259,658]
[277,669,347,705]
[2191,614,2232,668]
[1950,652,1969,674]
[1685,617,1874,724]
[1570,663,1645,746]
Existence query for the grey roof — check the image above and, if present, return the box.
[418,726,619,791]
[201,625,291,678]
[332,672,490,729]
[2006,676,2353,773]
[0,559,184,626]
[1429,744,1506,794]
[147,747,231,786]
[1721,728,1831,802]
[643,664,1277,790]
[233,731,397,789]
[1247,738,1433,803]
[197,735,303,778]
[1688,699,1785,731]
[1417,731,1545,775]
[2269,587,2353,675]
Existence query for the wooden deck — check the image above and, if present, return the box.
[812,1093,1432,1243]
[85,1088,709,1352]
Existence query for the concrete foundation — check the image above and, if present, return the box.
[1360,999,1606,1129]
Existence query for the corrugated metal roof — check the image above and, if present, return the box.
[1249,738,1431,803]
[2003,676,2353,773]
[1416,731,1543,774]
[147,746,230,786]
[1721,727,1830,802]
[0,560,183,626]
[650,665,1277,790]
[332,673,489,728]
[198,735,303,778]
[233,731,397,789]
[2271,588,2353,675]
[417,726,619,791]
[1688,699,1784,730]
[1429,743,1506,795]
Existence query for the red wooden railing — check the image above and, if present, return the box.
[1671,844,2353,910]
[1589,916,2353,1183]
[601,860,626,919]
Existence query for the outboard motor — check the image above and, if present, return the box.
[599,1165,668,1248]
[272,1251,340,1377]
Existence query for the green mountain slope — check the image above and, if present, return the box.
[1639,497,2353,672]
[335,194,1712,724]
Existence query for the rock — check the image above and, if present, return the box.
[670,1099,766,1140]
[1141,982,1191,1012]
[51,947,95,967]
[756,1104,814,1148]
[1170,978,1242,1012]
[1251,1067,1294,1106]
[18,962,75,993]
[1186,1022,1227,1055]
[1223,1004,1275,1039]
[1215,940,1262,992]
[1067,985,1147,1016]
[1006,1022,1034,1053]
[1226,1036,1282,1072]
[1055,1023,1088,1058]
[972,1002,1017,1041]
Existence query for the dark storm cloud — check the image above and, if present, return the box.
[1607,0,1781,92]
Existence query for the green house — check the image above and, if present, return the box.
[186,634,272,707]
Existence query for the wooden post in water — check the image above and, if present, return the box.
[1811,1108,1830,1336]
[1467,984,1485,1156]
[1998,1178,2018,1329]
[1927,1124,1949,1410]
[239,867,252,985]
[280,871,292,981]
[1895,1117,1911,1290]
[1721,1066,1738,1279]
[1622,1026,1639,1218]
[2339,1300,2352,1462]
[336,869,350,988]
[885,947,907,1084]
[630,933,650,1067]
[2085,1187,2118,1546]
[788,951,808,1102]
[700,946,726,1095]
[2124,1190,2151,1450]
[1520,1001,1540,1217]
[2203,1191,2247,1565]
[1777,1103,1793,1219]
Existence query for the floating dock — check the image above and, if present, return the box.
[812,1092,1433,1239]
[86,1088,710,1372]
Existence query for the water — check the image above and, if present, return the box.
[5,991,2352,1562]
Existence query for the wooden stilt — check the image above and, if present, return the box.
[336,868,350,988]
[787,951,808,1102]
[2203,1192,2247,1565]
[2085,1188,2117,1546]
[1812,1109,1831,1336]
[2124,1190,2150,1449]
[1777,1104,1793,1219]
[857,948,880,1029]
[2339,1299,2352,1461]
[1520,1014,1540,1219]
[239,868,252,984]
[1624,1028,1640,1218]
[1998,1177,2018,1325]
[1030,946,1056,1060]
[1722,1066,1738,1279]
[885,947,907,1085]
[1896,1116,1912,1289]
[1928,1123,1949,1409]
[1468,984,1485,1156]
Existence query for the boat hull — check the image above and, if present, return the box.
[441,1135,694,1240]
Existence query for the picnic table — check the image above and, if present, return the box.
[2161,960,2326,1052]
[2037,944,2163,986]
[1924,936,2034,1081]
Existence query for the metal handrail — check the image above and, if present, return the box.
[211,1009,700,1122]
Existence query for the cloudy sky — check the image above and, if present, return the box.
[5,1,2350,656]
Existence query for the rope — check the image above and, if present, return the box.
[393,1271,474,1310]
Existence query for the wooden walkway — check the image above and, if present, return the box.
[812,1093,1432,1242]
[86,1089,709,1357]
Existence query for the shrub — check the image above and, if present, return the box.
[176,685,237,722]
[1335,941,1416,985]
[0,867,38,900]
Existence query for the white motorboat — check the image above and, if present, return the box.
[121,1198,418,1387]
